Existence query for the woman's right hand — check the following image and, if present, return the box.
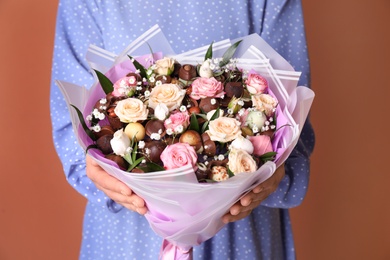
[86,155,147,215]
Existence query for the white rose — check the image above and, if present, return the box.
[114,98,149,123]
[228,148,257,175]
[199,59,214,78]
[148,83,186,111]
[154,103,169,120]
[110,129,131,157]
[154,57,175,76]
[206,117,241,143]
[246,110,267,129]
[229,135,254,154]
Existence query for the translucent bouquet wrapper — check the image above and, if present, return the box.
[56,25,315,259]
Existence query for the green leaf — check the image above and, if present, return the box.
[201,121,209,133]
[189,113,200,132]
[70,104,97,141]
[137,162,165,173]
[93,69,113,94]
[259,152,277,162]
[204,42,213,60]
[219,40,242,67]
[128,55,147,79]
[127,156,145,171]
[227,167,235,178]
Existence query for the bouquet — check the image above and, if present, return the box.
[56,25,314,259]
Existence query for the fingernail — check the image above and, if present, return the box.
[253,186,263,193]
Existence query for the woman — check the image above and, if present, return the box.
[50,0,315,259]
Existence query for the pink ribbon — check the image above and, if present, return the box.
[159,240,193,260]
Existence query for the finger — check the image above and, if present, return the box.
[222,208,252,223]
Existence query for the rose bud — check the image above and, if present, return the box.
[110,129,131,157]
[96,134,113,155]
[179,64,197,81]
[225,82,244,98]
[105,154,129,171]
[124,122,146,141]
[179,129,202,152]
[199,97,219,113]
[144,140,167,164]
[227,96,244,114]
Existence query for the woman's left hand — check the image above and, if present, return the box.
[222,164,285,223]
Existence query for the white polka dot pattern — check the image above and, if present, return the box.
[50,0,315,259]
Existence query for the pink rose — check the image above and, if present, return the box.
[112,76,138,97]
[160,143,198,170]
[245,73,268,95]
[247,135,273,156]
[190,77,225,100]
[164,111,190,134]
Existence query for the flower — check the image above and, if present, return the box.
[160,143,198,170]
[229,135,254,154]
[198,59,214,78]
[154,103,170,120]
[228,148,257,175]
[148,83,186,111]
[245,73,268,95]
[114,98,149,123]
[110,129,131,157]
[247,135,273,156]
[251,93,278,116]
[164,111,190,134]
[154,57,175,76]
[190,77,225,100]
[246,110,267,130]
[112,76,137,97]
[206,117,242,143]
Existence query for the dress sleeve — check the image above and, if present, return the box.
[260,0,316,208]
[50,0,114,208]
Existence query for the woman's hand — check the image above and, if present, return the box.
[86,155,147,215]
[222,164,285,223]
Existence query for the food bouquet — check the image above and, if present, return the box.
[56,25,314,259]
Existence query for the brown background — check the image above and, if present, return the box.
[1,0,389,259]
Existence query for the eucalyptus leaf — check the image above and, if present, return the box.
[70,104,97,141]
[219,40,242,67]
[93,69,113,94]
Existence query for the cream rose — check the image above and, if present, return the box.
[206,117,241,143]
[228,148,258,175]
[148,83,186,111]
[251,94,278,116]
[154,57,175,76]
[114,98,149,123]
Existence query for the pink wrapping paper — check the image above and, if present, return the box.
[56,25,315,259]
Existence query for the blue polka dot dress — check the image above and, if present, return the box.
[50,0,315,259]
